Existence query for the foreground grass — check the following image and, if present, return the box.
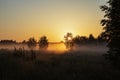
[0,49,120,80]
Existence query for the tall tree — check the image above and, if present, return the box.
[100,0,120,66]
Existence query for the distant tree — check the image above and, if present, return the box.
[73,35,88,44]
[73,35,81,44]
[100,0,120,66]
[27,37,37,49]
[38,36,48,49]
[79,36,88,44]
[0,40,16,44]
[27,37,37,60]
[88,34,95,42]
[64,32,74,50]
[21,40,27,44]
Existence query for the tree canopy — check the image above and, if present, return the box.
[100,0,120,66]
[38,36,48,49]
[27,37,37,49]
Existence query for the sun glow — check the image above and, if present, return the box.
[68,37,72,41]
[0,0,104,42]
[47,43,67,52]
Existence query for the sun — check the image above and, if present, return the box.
[68,37,72,41]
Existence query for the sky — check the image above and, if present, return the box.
[0,0,108,42]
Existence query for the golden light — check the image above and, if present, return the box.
[68,37,72,41]
[47,43,67,53]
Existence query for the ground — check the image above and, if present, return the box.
[0,45,120,80]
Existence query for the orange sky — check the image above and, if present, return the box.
[0,0,107,42]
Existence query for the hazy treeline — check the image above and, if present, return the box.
[0,40,17,44]
[0,33,106,45]
[0,33,106,51]
[73,33,106,45]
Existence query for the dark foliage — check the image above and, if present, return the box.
[97,32,107,43]
[73,34,105,45]
[38,36,48,49]
[0,49,120,80]
[0,40,16,44]
[27,37,37,49]
[88,34,95,43]
[13,47,25,58]
[100,0,120,67]
[21,40,27,44]
[73,35,88,44]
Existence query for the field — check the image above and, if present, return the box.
[0,44,120,80]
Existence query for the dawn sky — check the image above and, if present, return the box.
[0,0,107,42]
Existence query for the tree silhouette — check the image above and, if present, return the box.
[38,36,48,49]
[27,37,37,60]
[27,37,37,49]
[88,34,95,43]
[21,40,27,44]
[89,34,95,41]
[64,32,74,50]
[73,35,81,44]
[100,0,120,66]
[80,36,88,44]
[0,40,16,44]
[73,35,88,44]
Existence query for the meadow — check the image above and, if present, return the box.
[0,43,120,80]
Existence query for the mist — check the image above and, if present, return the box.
[73,44,108,53]
[0,43,108,54]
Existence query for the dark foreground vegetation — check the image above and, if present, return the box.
[0,48,120,80]
[100,0,120,66]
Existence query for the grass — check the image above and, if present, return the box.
[0,48,120,80]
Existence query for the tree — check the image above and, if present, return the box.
[64,32,74,50]
[100,0,120,66]
[73,35,81,44]
[73,35,88,44]
[38,36,48,49]
[27,37,37,49]
[21,40,27,44]
[0,40,16,44]
[27,37,37,60]
[97,32,107,43]
[89,34,95,40]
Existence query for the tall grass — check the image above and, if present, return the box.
[0,48,120,80]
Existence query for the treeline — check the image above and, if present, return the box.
[0,33,106,45]
[63,32,106,50]
[0,40,17,44]
[27,36,48,49]
[0,36,48,50]
[73,33,106,45]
